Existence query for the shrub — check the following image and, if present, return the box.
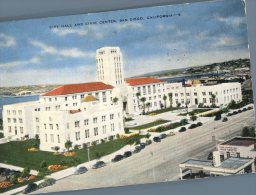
[146,139,152,145]
[124,128,130,134]
[180,119,188,125]
[91,141,97,146]
[145,133,151,139]
[9,174,18,184]
[109,135,114,141]
[40,161,47,170]
[116,134,120,139]
[38,178,56,189]
[22,167,30,177]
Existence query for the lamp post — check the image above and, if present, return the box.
[87,145,90,162]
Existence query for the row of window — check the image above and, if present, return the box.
[8,126,23,134]
[133,84,164,95]
[6,110,22,115]
[74,114,116,128]
[45,133,60,143]
[75,123,116,141]
[7,118,23,123]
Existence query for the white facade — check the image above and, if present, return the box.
[96,47,125,87]
[218,137,256,160]
[166,82,242,108]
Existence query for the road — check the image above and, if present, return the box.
[33,110,255,194]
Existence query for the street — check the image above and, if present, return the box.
[33,110,255,194]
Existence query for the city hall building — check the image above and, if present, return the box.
[2,47,242,152]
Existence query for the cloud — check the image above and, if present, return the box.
[0,64,96,87]
[0,56,40,68]
[217,16,246,28]
[211,34,247,48]
[0,33,16,48]
[30,40,95,58]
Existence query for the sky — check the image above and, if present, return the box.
[0,0,250,87]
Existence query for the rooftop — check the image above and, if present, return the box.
[181,157,253,171]
[43,82,113,96]
[220,137,256,147]
[125,77,163,86]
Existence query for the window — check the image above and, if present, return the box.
[8,126,11,133]
[75,132,80,141]
[194,92,197,96]
[20,127,23,134]
[7,110,10,115]
[237,152,240,158]
[65,97,68,101]
[102,116,106,122]
[35,117,39,122]
[49,124,53,130]
[143,86,146,95]
[12,110,16,115]
[84,119,89,125]
[19,118,23,123]
[45,134,48,142]
[227,152,230,158]
[75,121,80,128]
[57,135,60,143]
[110,114,114,120]
[56,124,59,130]
[111,123,115,131]
[102,125,107,134]
[102,92,107,102]
[203,98,207,103]
[209,92,212,95]
[85,129,90,138]
[94,127,99,136]
[50,134,54,143]
[202,92,206,96]
[13,118,17,123]
[81,94,84,99]
[44,123,47,129]
[175,93,178,97]
[7,118,11,123]
[93,117,98,124]
[49,98,52,102]
[18,110,22,115]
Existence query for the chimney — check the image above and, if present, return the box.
[212,151,221,167]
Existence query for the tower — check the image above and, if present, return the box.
[96,47,125,87]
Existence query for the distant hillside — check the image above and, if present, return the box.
[138,58,250,78]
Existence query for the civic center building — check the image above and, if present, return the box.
[2,47,242,152]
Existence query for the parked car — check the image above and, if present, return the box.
[23,183,38,194]
[188,124,197,129]
[133,147,141,154]
[214,114,221,121]
[153,136,161,142]
[92,161,106,169]
[145,139,152,145]
[207,152,213,160]
[159,133,167,139]
[227,113,233,116]
[222,117,228,122]
[111,155,124,162]
[248,106,253,110]
[197,122,203,126]
[140,143,146,149]
[233,111,238,115]
[123,151,132,158]
[179,127,186,132]
[74,166,88,175]
[38,178,56,188]
[238,110,242,113]
[242,108,247,112]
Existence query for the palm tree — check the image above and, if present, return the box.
[112,97,119,104]
[168,93,173,108]
[136,92,141,108]
[65,140,72,152]
[211,94,216,107]
[140,97,146,114]
[146,102,151,113]
[163,95,167,108]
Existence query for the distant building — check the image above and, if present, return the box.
[218,137,256,160]
[166,81,242,107]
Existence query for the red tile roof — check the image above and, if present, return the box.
[126,77,163,86]
[43,82,113,96]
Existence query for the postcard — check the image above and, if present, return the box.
[0,0,255,194]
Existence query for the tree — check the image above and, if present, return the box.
[54,146,60,153]
[112,97,119,104]
[163,95,167,108]
[140,97,146,114]
[22,167,30,177]
[136,92,141,109]
[65,140,72,152]
[40,161,47,170]
[168,93,173,108]
[211,94,216,107]
[190,114,197,121]
[35,134,39,140]
[242,126,255,137]
[10,174,18,184]
[146,102,151,113]
[180,119,188,125]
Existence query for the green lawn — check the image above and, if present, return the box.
[0,135,144,171]
[147,107,180,115]
[179,108,213,116]
[131,119,170,130]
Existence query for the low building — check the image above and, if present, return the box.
[166,81,242,108]
[179,151,255,180]
[218,136,256,160]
